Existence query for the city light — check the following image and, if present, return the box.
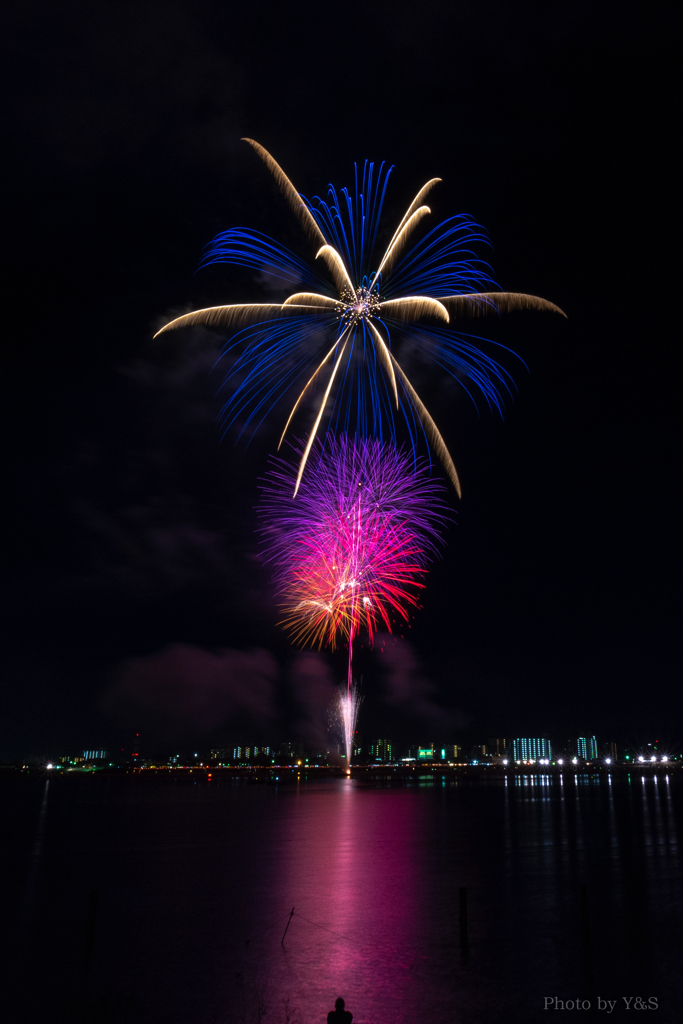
[33,739,676,775]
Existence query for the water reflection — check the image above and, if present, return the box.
[264,781,431,1022]
[4,774,683,1024]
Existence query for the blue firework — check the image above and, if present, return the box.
[156,140,565,494]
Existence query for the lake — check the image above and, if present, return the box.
[3,772,682,1023]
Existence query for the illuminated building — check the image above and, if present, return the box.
[227,746,272,763]
[278,741,304,762]
[210,749,227,764]
[311,749,331,763]
[577,736,598,760]
[417,746,434,760]
[83,750,107,761]
[512,738,552,761]
[368,740,392,762]
[607,741,618,760]
[488,738,508,756]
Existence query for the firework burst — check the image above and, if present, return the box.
[259,436,448,660]
[155,141,565,495]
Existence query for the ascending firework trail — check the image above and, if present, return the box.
[259,436,449,761]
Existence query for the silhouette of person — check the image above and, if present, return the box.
[327,996,352,1024]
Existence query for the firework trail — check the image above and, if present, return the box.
[155,140,565,495]
[260,435,447,766]
[337,684,362,768]
[260,434,448,668]
[260,435,446,761]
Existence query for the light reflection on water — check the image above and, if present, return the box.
[3,773,683,1023]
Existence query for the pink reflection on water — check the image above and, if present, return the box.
[266,781,434,1023]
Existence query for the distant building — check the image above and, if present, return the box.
[310,749,331,763]
[577,736,598,760]
[83,750,107,761]
[512,738,552,761]
[368,740,392,762]
[607,741,618,761]
[278,741,303,762]
[417,746,434,760]
[488,738,508,757]
[227,746,272,763]
[439,744,459,761]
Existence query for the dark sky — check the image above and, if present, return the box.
[1,0,677,759]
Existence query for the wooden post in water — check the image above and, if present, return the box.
[281,906,295,945]
[580,885,591,960]
[82,889,98,977]
[579,883,595,989]
[459,887,469,952]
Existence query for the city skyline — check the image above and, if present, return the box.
[15,733,679,771]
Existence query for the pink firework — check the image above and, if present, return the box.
[259,436,448,660]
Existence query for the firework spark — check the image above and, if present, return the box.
[259,436,448,674]
[155,141,565,495]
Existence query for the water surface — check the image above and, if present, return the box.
[3,772,682,1022]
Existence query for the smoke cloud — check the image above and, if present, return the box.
[288,651,340,754]
[102,643,278,736]
[377,637,466,731]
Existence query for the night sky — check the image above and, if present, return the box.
[2,0,677,760]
